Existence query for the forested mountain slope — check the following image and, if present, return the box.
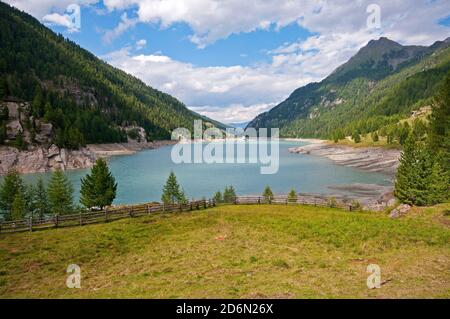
[247,37,450,140]
[0,2,220,149]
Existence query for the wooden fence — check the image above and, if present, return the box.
[0,194,357,234]
[0,199,215,234]
[234,195,355,211]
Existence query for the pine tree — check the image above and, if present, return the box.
[288,188,297,203]
[80,158,117,209]
[395,133,448,206]
[223,186,236,203]
[213,191,223,203]
[0,170,25,220]
[47,170,74,215]
[352,131,361,143]
[262,185,274,203]
[161,171,184,205]
[394,134,419,205]
[427,160,449,204]
[33,178,49,219]
[428,73,450,182]
[11,192,26,220]
[371,132,379,142]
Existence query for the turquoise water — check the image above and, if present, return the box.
[17,140,391,205]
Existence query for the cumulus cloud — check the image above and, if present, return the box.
[4,0,450,122]
[100,0,450,47]
[102,47,309,122]
[102,12,137,43]
[135,39,147,50]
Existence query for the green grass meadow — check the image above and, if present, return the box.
[0,204,449,298]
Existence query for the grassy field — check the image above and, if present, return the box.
[0,204,449,298]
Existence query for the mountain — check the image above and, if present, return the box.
[228,121,250,129]
[0,2,224,150]
[247,37,450,140]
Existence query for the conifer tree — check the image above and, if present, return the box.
[395,134,419,205]
[47,170,74,215]
[288,188,297,203]
[262,186,274,203]
[161,171,184,204]
[428,73,450,181]
[352,131,361,143]
[0,170,26,220]
[80,158,117,209]
[223,186,236,203]
[11,192,26,220]
[33,178,49,219]
[213,191,223,203]
[371,132,379,142]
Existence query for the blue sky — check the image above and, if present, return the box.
[4,0,450,123]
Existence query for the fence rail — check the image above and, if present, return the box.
[0,199,215,234]
[0,194,356,234]
[234,195,354,211]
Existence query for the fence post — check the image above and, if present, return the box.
[234,197,237,205]
[29,216,33,232]
[130,205,133,217]
[190,202,193,210]
[79,212,82,226]
[179,204,183,212]
[258,197,260,204]
[54,214,59,228]
[147,204,150,215]
[349,205,352,212]
[203,200,206,209]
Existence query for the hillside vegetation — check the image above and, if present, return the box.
[0,2,221,149]
[248,37,450,142]
[0,204,449,298]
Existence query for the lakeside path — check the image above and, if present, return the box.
[287,139,401,176]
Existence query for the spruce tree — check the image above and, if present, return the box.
[428,73,450,182]
[394,134,418,205]
[352,131,361,143]
[262,186,274,203]
[223,186,236,203]
[161,171,183,204]
[0,170,26,220]
[80,158,117,209]
[213,191,223,203]
[288,188,297,203]
[33,178,49,219]
[47,170,74,215]
[11,192,26,220]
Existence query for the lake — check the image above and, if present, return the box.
[16,140,392,205]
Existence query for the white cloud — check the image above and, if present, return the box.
[102,12,137,43]
[103,47,310,122]
[42,13,74,29]
[100,0,450,47]
[4,0,450,122]
[135,38,147,50]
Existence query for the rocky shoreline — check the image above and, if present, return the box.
[0,140,176,175]
[289,141,401,176]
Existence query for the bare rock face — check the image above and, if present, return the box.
[34,121,53,144]
[289,143,401,176]
[47,144,60,158]
[389,204,412,218]
[6,120,23,139]
[0,145,96,175]
[6,102,19,119]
